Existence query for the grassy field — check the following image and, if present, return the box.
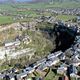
[0,16,14,25]
[23,30,54,56]
[0,4,16,11]
[56,15,76,21]
[0,2,80,10]
[0,2,79,25]
[0,16,35,25]
[14,2,80,9]
[46,2,80,8]
[17,10,36,15]
[14,3,46,9]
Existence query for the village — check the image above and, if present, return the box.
[0,1,80,80]
[0,19,80,80]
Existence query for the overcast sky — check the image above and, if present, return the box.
[16,0,32,2]
[0,0,33,2]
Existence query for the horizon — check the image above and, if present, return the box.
[16,0,33,2]
[0,0,33,2]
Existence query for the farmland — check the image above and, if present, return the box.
[56,15,76,21]
[0,16,14,25]
[0,2,79,25]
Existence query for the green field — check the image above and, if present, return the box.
[0,16,14,25]
[56,15,76,21]
[14,2,80,9]
[0,16,35,25]
[0,2,80,10]
[0,2,79,25]
[0,4,16,11]
[46,2,80,8]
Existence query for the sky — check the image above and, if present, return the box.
[16,0,33,2]
[0,0,33,2]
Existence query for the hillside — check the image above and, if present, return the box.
[32,0,80,3]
